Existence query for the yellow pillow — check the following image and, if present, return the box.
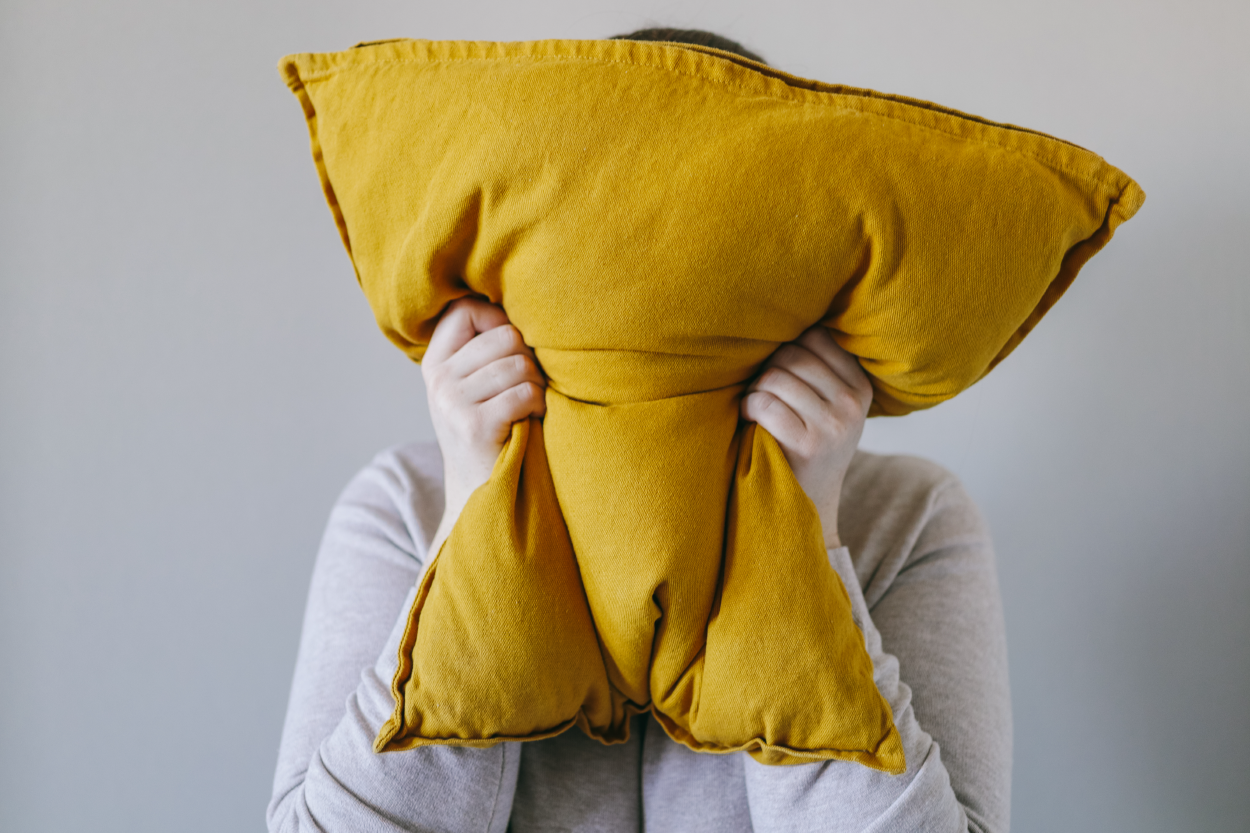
[280,38,1143,772]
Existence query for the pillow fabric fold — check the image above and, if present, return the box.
[280,38,1143,771]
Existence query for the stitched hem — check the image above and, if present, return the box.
[280,39,1143,204]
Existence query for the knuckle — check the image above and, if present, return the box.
[497,324,522,349]
[805,326,833,348]
[481,361,503,387]
[448,297,476,319]
[773,344,799,363]
[425,368,452,397]
[812,399,836,425]
[760,367,786,387]
[831,387,859,413]
[464,408,487,437]
[754,391,779,411]
[507,383,530,406]
[856,381,875,409]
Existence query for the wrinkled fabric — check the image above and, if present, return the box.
[279,38,1142,770]
[267,443,1014,833]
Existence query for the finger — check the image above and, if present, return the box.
[796,327,873,404]
[761,343,847,407]
[460,353,546,404]
[479,381,547,440]
[766,342,870,424]
[751,366,831,432]
[740,389,806,446]
[424,298,511,366]
[446,323,537,381]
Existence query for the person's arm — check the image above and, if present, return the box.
[268,298,546,832]
[266,445,522,833]
[739,329,1011,832]
[744,485,1010,833]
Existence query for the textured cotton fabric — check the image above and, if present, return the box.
[279,38,1134,767]
[268,443,1012,832]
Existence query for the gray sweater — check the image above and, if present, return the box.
[268,443,1011,832]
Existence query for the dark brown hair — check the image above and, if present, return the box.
[610,28,767,66]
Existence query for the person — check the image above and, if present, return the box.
[268,29,1012,833]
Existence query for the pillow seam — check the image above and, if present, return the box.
[293,54,1125,194]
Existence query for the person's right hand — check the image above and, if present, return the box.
[422,297,547,555]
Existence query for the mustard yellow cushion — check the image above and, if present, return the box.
[280,38,1143,772]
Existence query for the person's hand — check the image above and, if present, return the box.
[740,326,873,550]
[422,297,546,554]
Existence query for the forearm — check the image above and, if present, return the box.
[743,546,969,832]
[270,588,520,833]
[268,446,521,833]
[744,480,1012,833]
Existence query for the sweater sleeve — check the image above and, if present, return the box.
[266,444,521,833]
[743,473,1012,833]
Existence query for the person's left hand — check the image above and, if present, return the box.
[740,326,874,550]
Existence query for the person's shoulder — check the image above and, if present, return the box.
[327,441,446,557]
[844,448,964,509]
[364,440,445,489]
[840,449,990,576]
[336,440,443,503]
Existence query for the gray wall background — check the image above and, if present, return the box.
[2,0,1246,830]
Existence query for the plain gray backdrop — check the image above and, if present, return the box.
[2,1,1247,830]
